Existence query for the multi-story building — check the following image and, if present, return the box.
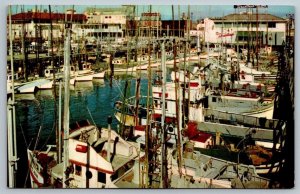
[9,9,86,45]
[200,12,287,49]
[139,12,161,38]
[73,6,135,43]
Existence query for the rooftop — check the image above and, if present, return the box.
[212,13,286,22]
[10,12,87,23]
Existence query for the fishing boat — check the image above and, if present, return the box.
[113,139,270,188]
[15,79,53,94]
[27,119,139,188]
[93,71,106,79]
[7,72,21,93]
[207,89,274,118]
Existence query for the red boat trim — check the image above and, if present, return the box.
[69,159,114,174]
[135,125,146,131]
[189,82,199,87]
[153,92,168,98]
[28,160,43,187]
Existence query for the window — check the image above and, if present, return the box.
[268,22,276,28]
[98,171,106,183]
[75,165,82,176]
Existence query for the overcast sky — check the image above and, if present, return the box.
[10,5,295,20]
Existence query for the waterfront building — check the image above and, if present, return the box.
[9,8,86,45]
[200,12,287,50]
[73,6,135,43]
[139,12,162,38]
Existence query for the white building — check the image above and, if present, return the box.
[201,13,287,47]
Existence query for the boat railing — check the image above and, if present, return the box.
[203,108,279,130]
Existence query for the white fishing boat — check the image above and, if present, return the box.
[16,79,53,94]
[27,120,139,188]
[207,90,274,119]
[44,66,63,79]
[74,74,94,82]
[93,71,106,79]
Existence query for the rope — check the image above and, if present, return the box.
[87,106,97,127]
[40,122,56,150]
[23,138,34,188]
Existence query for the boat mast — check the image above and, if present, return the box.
[8,5,18,188]
[21,5,28,81]
[49,5,60,163]
[255,6,259,70]
[144,20,152,191]
[173,39,183,177]
[172,5,175,37]
[63,26,71,188]
[134,9,141,127]
[160,40,168,188]
[187,5,191,119]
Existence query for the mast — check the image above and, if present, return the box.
[144,28,151,190]
[182,40,187,126]
[187,5,191,119]
[173,40,183,177]
[178,5,181,38]
[160,41,168,188]
[58,80,62,163]
[197,27,201,66]
[172,5,175,37]
[21,5,28,81]
[246,10,250,65]
[255,6,259,70]
[49,5,59,162]
[8,5,18,188]
[63,26,71,189]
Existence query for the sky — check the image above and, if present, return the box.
[10,5,295,20]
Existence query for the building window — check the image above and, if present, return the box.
[75,165,82,176]
[98,171,106,183]
[268,22,276,28]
